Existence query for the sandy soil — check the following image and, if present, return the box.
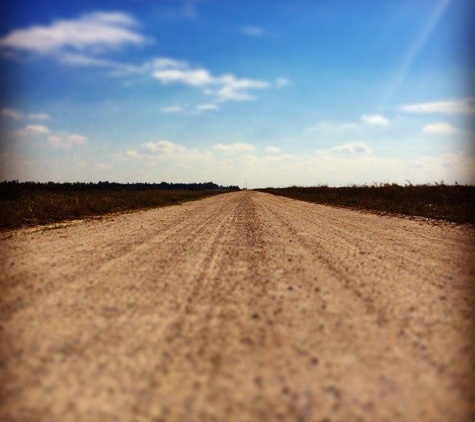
[1,191,474,421]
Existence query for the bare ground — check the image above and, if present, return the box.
[1,191,474,422]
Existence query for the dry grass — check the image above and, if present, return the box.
[257,183,475,225]
[0,182,232,231]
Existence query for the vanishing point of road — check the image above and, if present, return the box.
[1,191,474,421]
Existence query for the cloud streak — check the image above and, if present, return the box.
[422,123,459,134]
[381,0,454,108]
[400,97,475,114]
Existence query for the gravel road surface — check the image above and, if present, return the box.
[1,191,474,421]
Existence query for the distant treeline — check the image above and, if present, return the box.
[0,180,240,200]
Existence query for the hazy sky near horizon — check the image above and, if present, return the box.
[1,0,474,187]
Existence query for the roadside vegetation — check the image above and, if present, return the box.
[258,183,475,225]
[0,181,239,231]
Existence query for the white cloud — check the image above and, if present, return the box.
[1,16,271,105]
[1,108,51,120]
[360,114,389,126]
[213,142,256,153]
[126,149,141,158]
[69,134,88,144]
[0,15,277,108]
[22,124,51,135]
[1,108,22,120]
[48,133,87,148]
[153,68,213,86]
[240,26,264,37]
[196,103,218,111]
[266,146,281,154]
[141,140,188,155]
[151,57,269,102]
[152,57,188,70]
[422,123,459,134]
[0,12,145,56]
[125,140,213,169]
[11,123,87,149]
[330,143,373,155]
[399,97,475,114]
[27,113,51,120]
[214,76,269,102]
[159,106,183,113]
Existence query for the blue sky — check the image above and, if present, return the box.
[1,0,474,187]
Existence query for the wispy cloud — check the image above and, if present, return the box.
[1,108,23,120]
[180,0,207,20]
[275,77,290,88]
[399,97,475,114]
[213,142,256,153]
[159,0,208,20]
[0,12,146,58]
[159,106,183,113]
[27,113,51,120]
[126,149,141,158]
[266,146,281,154]
[1,108,51,120]
[59,53,117,67]
[13,124,87,148]
[48,133,88,148]
[422,122,459,134]
[330,143,373,155]
[305,120,360,133]
[141,140,187,155]
[19,124,51,135]
[151,57,269,102]
[0,15,273,105]
[240,26,264,37]
[126,140,211,165]
[360,114,389,126]
[196,103,218,111]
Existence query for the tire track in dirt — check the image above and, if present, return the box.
[252,193,475,419]
[1,191,474,421]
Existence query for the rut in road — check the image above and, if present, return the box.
[1,191,474,421]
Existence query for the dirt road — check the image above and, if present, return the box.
[1,191,474,421]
